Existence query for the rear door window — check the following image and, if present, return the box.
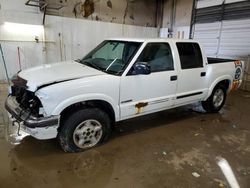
[176,43,203,69]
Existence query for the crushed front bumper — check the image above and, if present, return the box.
[5,96,60,144]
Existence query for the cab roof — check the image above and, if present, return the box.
[105,37,199,43]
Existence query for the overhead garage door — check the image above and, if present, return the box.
[191,0,250,90]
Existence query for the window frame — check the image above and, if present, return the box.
[81,40,142,76]
[176,42,203,70]
[127,42,175,75]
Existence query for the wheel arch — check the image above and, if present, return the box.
[51,94,119,122]
[59,100,116,124]
[205,76,232,100]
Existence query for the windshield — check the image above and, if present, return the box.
[78,40,142,75]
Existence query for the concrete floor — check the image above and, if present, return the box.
[0,83,250,188]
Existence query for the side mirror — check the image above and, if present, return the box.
[132,62,151,75]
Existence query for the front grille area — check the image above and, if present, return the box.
[11,79,42,116]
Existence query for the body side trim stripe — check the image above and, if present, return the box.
[121,99,133,104]
[177,92,203,99]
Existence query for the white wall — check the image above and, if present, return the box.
[0,1,158,81]
[44,15,158,63]
[45,0,157,27]
[162,0,193,39]
[0,0,45,81]
[173,26,190,39]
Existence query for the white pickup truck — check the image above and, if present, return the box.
[5,38,244,152]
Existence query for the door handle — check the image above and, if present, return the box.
[201,72,206,77]
[170,75,177,81]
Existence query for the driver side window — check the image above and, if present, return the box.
[136,43,174,72]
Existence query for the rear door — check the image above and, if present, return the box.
[174,42,208,105]
[119,42,178,120]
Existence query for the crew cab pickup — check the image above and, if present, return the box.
[5,38,244,152]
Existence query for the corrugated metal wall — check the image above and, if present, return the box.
[194,19,250,59]
[219,20,250,58]
[192,0,250,90]
[193,22,221,57]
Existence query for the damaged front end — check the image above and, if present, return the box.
[5,75,60,144]
[11,75,42,116]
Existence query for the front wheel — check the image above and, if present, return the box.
[202,85,227,113]
[58,108,111,152]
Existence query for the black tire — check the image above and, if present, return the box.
[58,108,111,152]
[202,84,227,113]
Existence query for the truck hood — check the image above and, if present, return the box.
[18,60,105,91]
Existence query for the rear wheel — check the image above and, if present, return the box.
[202,84,226,113]
[58,108,111,152]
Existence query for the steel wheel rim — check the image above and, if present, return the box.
[213,89,224,108]
[73,119,103,149]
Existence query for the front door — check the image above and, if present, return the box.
[120,42,178,120]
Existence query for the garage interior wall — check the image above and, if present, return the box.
[191,0,250,90]
[0,0,158,81]
[44,0,157,27]
[162,0,193,39]
[44,15,158,64]
[1,0,250,89]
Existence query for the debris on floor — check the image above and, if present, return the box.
[213,178,226,187]
[242,94,250,98]
[232,124,237,128]
[192,172,200,178]
[0,84,250,187]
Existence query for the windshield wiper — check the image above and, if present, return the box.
[74,59,82,63]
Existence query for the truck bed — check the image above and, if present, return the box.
[207,57,236,64]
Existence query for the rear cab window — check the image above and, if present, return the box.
[176,42,203,69]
